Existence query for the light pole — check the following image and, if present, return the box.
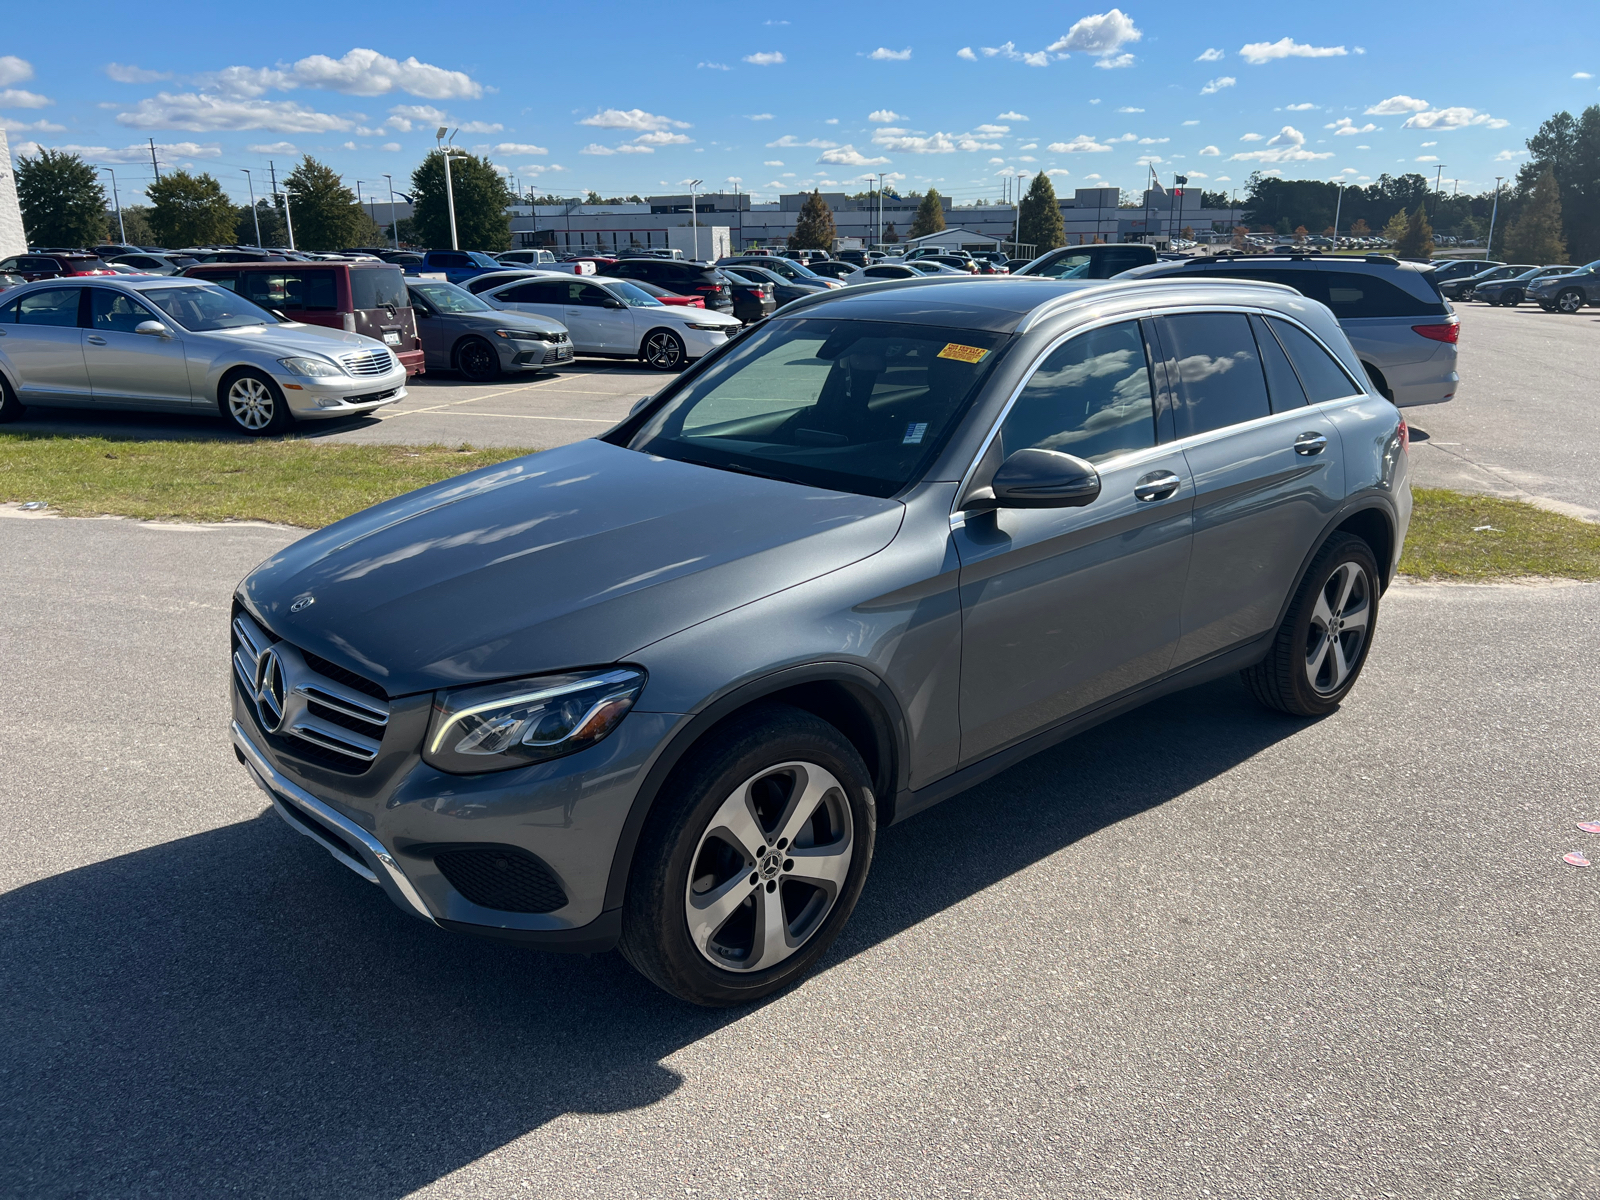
[1014,171,1027,256]
[277,190,297,252]
[1431,163,1445,224]
[100,167,125,244]
[242,169,261,246]
[1485,177,1504,260]
[1331,179,1344,249]
[437,127,466,251]
[875,171,885,250]
[687,179,703,261]
[383,174,398,250]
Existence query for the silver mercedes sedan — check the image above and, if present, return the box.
[0,276,408,435]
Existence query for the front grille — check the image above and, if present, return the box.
[232,608,391,771]
[338,348,396,377]
[432,846,568,913]
[341,387,401,405]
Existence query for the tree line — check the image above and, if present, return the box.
[13,149,518,253]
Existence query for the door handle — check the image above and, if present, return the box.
[1134,470,1181,502]
[85,334,107,345]
[1294,432,1328,456]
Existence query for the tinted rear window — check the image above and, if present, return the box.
[351,267,407,310]
[1266,318,1361,403]
[1160,312,1271,437]
[238,269,337,312]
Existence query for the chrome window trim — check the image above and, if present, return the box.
[232,720,437,925]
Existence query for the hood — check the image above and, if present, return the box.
[652,305,741,326]
[239,439,905,696]
[457,307,568,335]
[207,322,384,355]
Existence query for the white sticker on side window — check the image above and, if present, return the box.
[902,422,928,445]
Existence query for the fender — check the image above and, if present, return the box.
[600,659,911,913]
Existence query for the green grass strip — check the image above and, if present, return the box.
[1399,487,1600,582]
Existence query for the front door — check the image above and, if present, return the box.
[1153,311,1348,667]
[954,318,1194,765]
[569,282,632,354]
[83,287,194,406]
[0,287,90,403]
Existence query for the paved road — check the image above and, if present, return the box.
[1406,302,1600,519]
[3,514,1596,1199]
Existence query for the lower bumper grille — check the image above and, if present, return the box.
[432,845,568,913]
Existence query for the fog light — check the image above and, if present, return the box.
[316,397,345,408]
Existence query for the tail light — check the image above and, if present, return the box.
[1397,417,1409,454]
[1412,322,1458,343]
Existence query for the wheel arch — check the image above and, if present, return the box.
[449,333,490,368]
[214,362,281,408]
[639,324,686,356]
[602,661,908,912]
[1332,505,1395,590]
[1360,361,1394,403]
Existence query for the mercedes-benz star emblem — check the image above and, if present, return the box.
[289,595,315,613]
[254,647,288,731]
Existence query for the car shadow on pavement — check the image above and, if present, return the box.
[3,404,387,443]
[0,677,1310,1199]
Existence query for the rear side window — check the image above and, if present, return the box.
[1266,318,1361,403]
[1319,271,1437,318]
[238,270,337,312]
[499,281,563,304]
[202,271,241,292]
[1160,312,1271,437]
[431,252,471,268]
[1000,320,1156,464]
[1249,314,1306,412]
[17,288,81,327]
[351,267,406,309]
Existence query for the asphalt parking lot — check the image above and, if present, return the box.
[2,295,1598,1198]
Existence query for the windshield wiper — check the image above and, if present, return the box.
[674,454,792,484]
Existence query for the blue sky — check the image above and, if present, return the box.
[3,1,1594,208]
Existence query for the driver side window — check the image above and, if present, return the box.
[998,320,1157,464]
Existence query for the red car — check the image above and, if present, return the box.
[626,280,705,308]
[0,252,115,281]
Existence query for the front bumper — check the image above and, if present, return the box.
[499,336,573,371]
[275,364,408,419]
[679,325,735,358]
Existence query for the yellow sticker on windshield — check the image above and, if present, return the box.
[937,343,989,364]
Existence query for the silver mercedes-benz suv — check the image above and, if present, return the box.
[229,274,1410,1006]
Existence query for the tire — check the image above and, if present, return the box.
[455,336,500,382]
[1240,532,1380,718]
[619,703,877,1006]
[640,328,687,371]
[0,373,23,423]
[219,369,292,436]
[1504,289,1522,307]
[1556,288,1585,315]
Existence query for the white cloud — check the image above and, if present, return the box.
[1200,76,1235,95]
[746,113,774,121]
[1573,72,1593,80]
[22,140,221,163]
[1195,48,1225,62]
[1117,106,1145,113]
[197,49,481,100]
[580,144,615,155]
[580,108,690,131]
[1047,135,1113,153]
[870,127,1001,153]
[764,179,784,188]
[1356,145,1370,150]
[869,110,903,122]
[1045,168,1070,177]
[998,110,1029,121]
[1020,142,1037,149]
[615,144,653,154]
[697,62,730,71]
[1284,102,1317,111]
[957,47,977,61]
[1403,107,1509,130]
[1326,118,1377,135]
[1107,133,1138,143]
[764,159,784,166]
[341,140,358,151]
[818,145,890,166]
[825,118,839,124]
[1493,149,1526,161]
[983,42,1052,68]
[744,52,786,66]
[0,89,51,109]
[1138,136,1169,144]
[1231,124,1335,163]
[1199,145,1221,155]
[381,142,401,152]
[116,93,357,133]
[1089,98,1101,104]
[0,117,64,133]
[633,130,692,145]
[106,63,172,84]
[1365,95,1430,115]
[1095,53,1136,70]
[973,124,1010,134]
[988,157,1006,164]
[1049,9,1143,57]
[1135,154,1163,165]
[1239,132,1263,141]
[246,141,297,153]
[384,103,443,132]
[1182,120,1200,125]
[767,135,838,149]
[493,142,548,155]
[1416,155,1437,162]
[1238,38,1348,65]
[1420,140,1436,147]
[1018,155,1036,162]
[0,57,34,87]
[869,48,912,61]
[453,120,503,134]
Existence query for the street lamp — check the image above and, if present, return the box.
[1013,171,1027,256]
[1331,178,1344,249]
[1485,176,1504,260]
[875,171,885,251]
[437,127,467,251]
[242,168,261,247]
[687,178,703,261]
[100,167,125,244]
[277,190,298,252]
[383,173,399,251]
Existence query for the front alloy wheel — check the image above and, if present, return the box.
[1557,288,1585,314]
[457,336,500,382]
[223,371,291,436]
[1503,289,1522,307]
[642,329,686,371]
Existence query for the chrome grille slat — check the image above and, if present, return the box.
[231,609,391,767]
[337,349,395,377]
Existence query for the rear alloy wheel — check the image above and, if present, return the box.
[619,704,876,1006]
[0,373,23,423]
[1556,288,1586,314]
[1241,532,1379,717]
[641,328,687,371]
[456,336,500,382]
[221,370,292,436]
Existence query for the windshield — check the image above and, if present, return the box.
[1022,252,1094,279]
[467,252,501,268]
[607,281,663,308]
[139,284,281,330]
[409,280,491,313]
[629,317,1006,498]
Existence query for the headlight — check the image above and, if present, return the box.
[684,322,730,331]
[493,327,551,342]
[277,356,344,377]
[423,667,646,774]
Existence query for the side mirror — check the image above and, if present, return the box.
[603,299,626,309]
[134,320,170,338]
[972,448,1102,510]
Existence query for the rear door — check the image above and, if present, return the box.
[83,287,193,406]
[1154,310,1345,667]
[3,287,90,402]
